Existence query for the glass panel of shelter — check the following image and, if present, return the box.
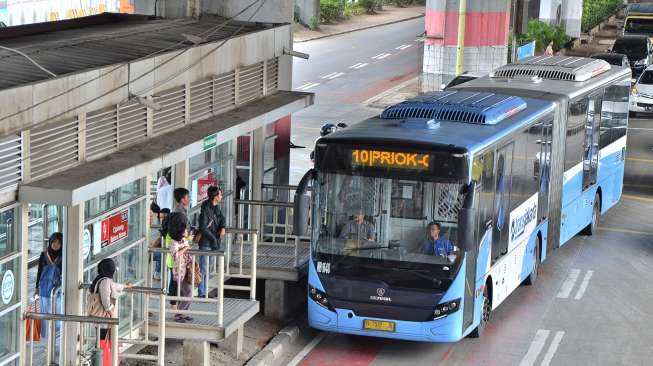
[0,206,20,366]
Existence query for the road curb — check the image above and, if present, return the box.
[245,323,305,366]
[294,13,424,43]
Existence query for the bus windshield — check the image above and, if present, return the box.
[625,18,653,35]
[312,172,466,290]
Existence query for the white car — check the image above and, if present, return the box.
[630,65,653,114]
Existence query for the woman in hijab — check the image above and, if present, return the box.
[156,175,172,211]
[90,258,132,338]
[35,232,63,337]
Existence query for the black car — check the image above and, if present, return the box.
[590,52,630,67]
[612,35,653,78]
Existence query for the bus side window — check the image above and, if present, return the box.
[475,151,495,244]
[493,143,514,260]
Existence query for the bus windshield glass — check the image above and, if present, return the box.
[625,18,653,35]
[312,172,466,290]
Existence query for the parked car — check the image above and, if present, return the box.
[590,52,630,67]
[630,64,653,114]
[612,35,653,79]
[442,72,484,90]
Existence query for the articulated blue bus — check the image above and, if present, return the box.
[293,56,630,342]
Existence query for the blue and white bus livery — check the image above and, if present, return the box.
[293,56,630,342]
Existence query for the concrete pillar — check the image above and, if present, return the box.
[202,0,294,23]
[250,126,265,232]
[264,279,289,320]
[220,325,244,359]
[63,204,84,366]
[561,0,583,38]
[183,340,210,366]
[174,160,189,189]
[423,0,510,91]
[296,0,320,26]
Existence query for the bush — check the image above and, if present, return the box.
[358,0,383,14]
[309,16,320,30]
[320,0,344,23]
[582,0,623,32]
[518,19,570,54]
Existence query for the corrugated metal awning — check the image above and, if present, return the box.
[0,13,274,91]
[19,91,313,206]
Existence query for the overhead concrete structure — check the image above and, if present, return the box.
[535,0,583,38]
[422,0,511,91]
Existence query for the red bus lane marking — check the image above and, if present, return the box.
[298,338,379,366]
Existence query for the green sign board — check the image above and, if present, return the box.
[203,134,217,151]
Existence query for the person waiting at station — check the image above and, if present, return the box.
[197,186,226,297]
[172,187,192,230]
[339,209,375,241]
[35,232,63,337]
[421,222,457,258]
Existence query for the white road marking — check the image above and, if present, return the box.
[287,332,327,366]
[296,82,312,90]
[395,44,412,50]
[540,331,565,366]
[349,63,364,68]
[321,72,339,79]
[556,268,581,299]
[574,270,593,300]
[372,53,392,60]
[325,72,344,79]
[297,82,320,90]
[351,62,368,69]
[627,127,653,131]
[519,329,550,366]
[415,37,425,42]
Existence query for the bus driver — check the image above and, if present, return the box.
[422,222,457,258]
[339,209,375,241]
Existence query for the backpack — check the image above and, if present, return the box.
[87,278,115,319]
[39,253,61,298]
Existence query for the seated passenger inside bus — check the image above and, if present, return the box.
[339,209,375,241]
[421,222,457,259]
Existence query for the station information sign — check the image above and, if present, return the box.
[101,210,129,247]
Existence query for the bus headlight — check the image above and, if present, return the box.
[632,87,639,97]
[433,298,461,320]
[309,285,335,311]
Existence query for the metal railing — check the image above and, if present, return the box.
[236,184,311,268]
[147,229,258,328]
[79,283,166,366]
[24,312,119,366]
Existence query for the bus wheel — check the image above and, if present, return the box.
[468,288,490,338]
[582,193,601,236]
[523,236,540,286]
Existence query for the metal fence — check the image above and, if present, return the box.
[148,228,258,327]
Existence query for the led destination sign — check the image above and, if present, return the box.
[351,149,430,171]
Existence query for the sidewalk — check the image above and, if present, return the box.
[366,76,420,110]
[294,5,424,43]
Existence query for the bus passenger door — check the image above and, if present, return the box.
[537,118,553,223]
[583,95,602,190]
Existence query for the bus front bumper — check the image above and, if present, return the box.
[308,297,465,343]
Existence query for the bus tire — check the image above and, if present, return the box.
[582,193,601,236]
[468,288,490,338]
[523,236,540,286]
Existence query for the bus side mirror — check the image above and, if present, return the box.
[457,181,477,252]
[293,169,316,237]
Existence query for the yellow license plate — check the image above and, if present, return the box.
[363,319,395,332]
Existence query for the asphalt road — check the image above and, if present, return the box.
[283,18,653,366]
[289,17,425,183]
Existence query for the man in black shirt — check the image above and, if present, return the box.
[197,186,226,297]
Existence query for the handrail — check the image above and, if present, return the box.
[78,282,166,366]
[24,312,119,324]
[79,283,165,295]
[47,286,62,365]
[149,247,225,257]
[234,199,294,207]
[225,227,258,234]
[261,184,312,191]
